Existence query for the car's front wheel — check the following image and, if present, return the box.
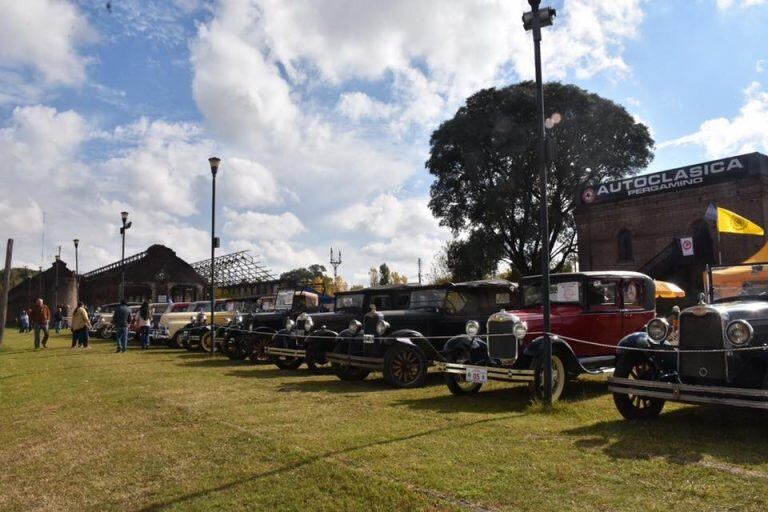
[529,352,567,402]
[612,354,665,420]
[331,340,370,381]
[445,350,483,396]
[200,331,214,353]
[271,336,302,370]
[383,343,428,389]
[247,334,272,364]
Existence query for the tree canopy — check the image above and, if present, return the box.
[427,81,654,275]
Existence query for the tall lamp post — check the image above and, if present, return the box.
[120,212,132,301]
[523,0,556,404]
[73,239,79,301]
[209,157,221,356]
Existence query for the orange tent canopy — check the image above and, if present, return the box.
[654,280,685,299]
[709,240,768,295]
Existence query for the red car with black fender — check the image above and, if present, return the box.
[437,271,655,401]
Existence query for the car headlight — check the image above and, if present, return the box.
[234,315,243,325]
[513,321,528,340]
[465,320,480,336]
[349,319,361,334]
[376,320,390,336]
[285,318,295,331]
[646,318,669,342]
[303,315,314,331]
[726,320,753,346]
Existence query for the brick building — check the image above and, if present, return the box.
[7,260,77,322]
[575,152,768,302]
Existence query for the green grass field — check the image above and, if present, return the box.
[2,330,768,511]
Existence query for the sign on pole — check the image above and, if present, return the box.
[680,237,694,257]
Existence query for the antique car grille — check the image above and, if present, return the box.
[364,315,379,336]
[679,311,726,381]
[487,316,518,361]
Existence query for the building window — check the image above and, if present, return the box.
[617,229,633,262]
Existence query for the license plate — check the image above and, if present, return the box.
[363,334,375,344]
[466,367,488,383]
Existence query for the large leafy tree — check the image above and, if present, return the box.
[427,81,654,275]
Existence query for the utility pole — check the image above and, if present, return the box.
[417,258,423,284]
[0,239,14,347]
[330,247,342,280]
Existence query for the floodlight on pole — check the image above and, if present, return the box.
[119,212,132,301]
[73,239,80,301]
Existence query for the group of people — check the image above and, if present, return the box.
[19,297,153,353]
[18,304,67,334]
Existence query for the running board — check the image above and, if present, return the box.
[266,347,306,358]
[326,352,384,371]
[608,377,768,410]
[435,362,535,383]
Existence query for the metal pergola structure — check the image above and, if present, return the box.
[190,250,277,287]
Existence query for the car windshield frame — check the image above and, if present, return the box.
[275,290,295,310]
[408,288,447,310]
[520,280,584,308]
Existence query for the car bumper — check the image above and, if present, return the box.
[325,352,384,371]
[266,347,306,359]
[608,376,768,410]
[435,362,535,383]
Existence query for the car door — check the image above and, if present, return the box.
[584,277,623,356]
[620,278,651,336]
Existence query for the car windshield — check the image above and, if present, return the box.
[409,289,447,309]
[709,262,768,301]
[171,304,189,312]
[275,290,294,310]
[522,280,583,307]
[192,303,209,312]
[336,293,363,310]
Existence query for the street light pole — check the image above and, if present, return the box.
[73,239,79,301]
[209,157,221,356]
[120,212,132,301]
[523,0,556,404]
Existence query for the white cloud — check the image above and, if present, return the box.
[337,92,394,122]
[757,59,765,73]
[218,157,283,208]
[0,0,95,86]
[222,208,305,241]
[660,81,768,157]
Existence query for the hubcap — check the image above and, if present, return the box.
[392,351,420,384]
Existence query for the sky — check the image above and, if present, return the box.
[1,0,768,286]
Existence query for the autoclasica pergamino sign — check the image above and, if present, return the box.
[579,152,768,205]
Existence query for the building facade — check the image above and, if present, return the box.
[7,260,77,322]
[575,152,768,301]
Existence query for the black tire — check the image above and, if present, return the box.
[169,331,182,348]
[383,343,428,389]
[529,352,568,402]
[200,330,214,354]
[445,350,483,396]
[612,354,665,420]
[247,334,272,364]
[223,336,245,360]
[271,335,303,370]
[332,340,370,381]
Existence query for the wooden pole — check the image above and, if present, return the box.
[0,239,15,347]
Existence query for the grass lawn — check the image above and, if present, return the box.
[2,330,768,511]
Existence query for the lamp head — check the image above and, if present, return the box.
[209,157,221,176]
[55,255,60,262]
[121,211,129,223]
[73,239,79,248]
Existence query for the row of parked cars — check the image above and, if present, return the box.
[91,266,768,419]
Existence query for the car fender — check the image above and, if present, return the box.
[304,329,338,356]
[615,331,677,373]
[390,329,441,362]
[441,334,484,356]
[523,335,582,375]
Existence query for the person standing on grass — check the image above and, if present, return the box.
[19,310,29,333]
[112,299,132,353]
[70,302,91,349]
[53,306,63,334]
[30,298,51,349]
[137,301,151,350]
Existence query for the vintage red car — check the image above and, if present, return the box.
[436,271,656,401]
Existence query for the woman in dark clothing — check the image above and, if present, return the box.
[138,301,151,350]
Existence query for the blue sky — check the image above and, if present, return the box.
[2,0,768,285]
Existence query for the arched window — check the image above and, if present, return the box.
[617,229,633,262]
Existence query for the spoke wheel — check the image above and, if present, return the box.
[200,331,214,353]
[383,344,427,389]
[445,350,483,396]
[613,355,665,420]
[248,335,272,364]
[529,353,567,402]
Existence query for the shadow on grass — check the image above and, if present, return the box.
[137,410,521,512]
[564,404,768,466]
[269,371,448,395]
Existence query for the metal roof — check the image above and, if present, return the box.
[190,251,277,287]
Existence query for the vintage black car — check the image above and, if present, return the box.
[609,263,768,418]
[266,285,410,372]
[222,288,322,363]
[325,280,517,388]
[437,272,655,401]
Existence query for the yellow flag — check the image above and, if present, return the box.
[717,207,764,235]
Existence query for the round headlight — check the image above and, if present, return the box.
[235,315,243,324]
[646,318,669,342]
[465,320,480,336]
[513,321,528,340]
[726,320,753,346]
[376,320,390,336]
[285,318,295,331]
[349,319,361,334]
[304,316,314,330]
